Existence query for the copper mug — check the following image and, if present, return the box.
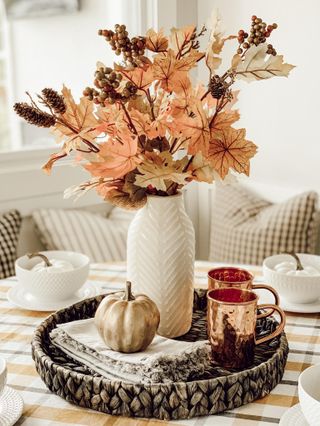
[207,287,286,369]
[208,266,279,307]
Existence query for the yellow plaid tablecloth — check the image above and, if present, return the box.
[1,261,319,426]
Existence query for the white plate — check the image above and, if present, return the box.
[280,297,320,313]
[255,277,320,313]
[279,403,308,425]
[7,282,102,311]
[0,386,23,426]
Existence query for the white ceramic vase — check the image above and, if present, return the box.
[127,193,195,338]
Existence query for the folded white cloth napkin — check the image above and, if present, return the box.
[50,318,211,384]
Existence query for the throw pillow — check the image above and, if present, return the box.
[209,184,320,265]
[32,208,134,263]
[108,206,136,223]
[0,210,22,279]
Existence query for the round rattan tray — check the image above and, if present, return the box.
[31,290,289,420]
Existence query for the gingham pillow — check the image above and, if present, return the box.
[32,207,135,263]
[209,184,320,265]
[0,210,22,279]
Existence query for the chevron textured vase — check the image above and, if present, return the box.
[127,193,195,338]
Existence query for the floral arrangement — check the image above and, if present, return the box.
[14,13,294,209]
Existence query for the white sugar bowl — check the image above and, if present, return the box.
[298,364,320,426]
[15,251,90,302]
[263,253,320,304]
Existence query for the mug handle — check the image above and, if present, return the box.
[253,284,279,319]
[252,283,279,306]
[255,304,286,345]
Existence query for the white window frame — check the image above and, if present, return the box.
[0,0,22,152]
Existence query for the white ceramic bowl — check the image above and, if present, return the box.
[0,357,7,396]
[263,254,320,304]
[15,251,90,302]
[298,364,320,426]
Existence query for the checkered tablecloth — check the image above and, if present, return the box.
[1,261,319,426]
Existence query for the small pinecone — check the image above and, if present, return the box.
[42,88,66,114]
[209,76,227,100]
[13,102,56,127]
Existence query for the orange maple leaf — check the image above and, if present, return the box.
[145,28,168,52]
[53,85,100,152]
[95,180,121,198]
[135,151,190,191]
[152,49,197,93]
[169,83,214,119]
[207,127,257,178]
[169,73,192,100]
[120,65,154,91]
[168,94,190,119]
[85,133,141,179]
[211,110,240,130]
[188,152,215,183]
[169,25,196,56]
[168,98,189,119]
[152,88,170,117]
[130,110,167,139]
[95,105,127,136]
[170,98,210,155]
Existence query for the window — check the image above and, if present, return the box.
[0,0,171,156]
[0,1,11,152]
[0,0,144,155]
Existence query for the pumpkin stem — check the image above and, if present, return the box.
[27,252,52,267]
[124,281,135,301]
[285,251,304,271]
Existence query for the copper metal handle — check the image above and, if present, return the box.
[255,304,286,345]
[252,283,279,305]
[253,284,279,318]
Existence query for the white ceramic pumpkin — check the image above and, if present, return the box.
[94,281,160,353]
[28,252,74,273]
[274,252,320,276]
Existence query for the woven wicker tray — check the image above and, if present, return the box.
[31,290,289,420]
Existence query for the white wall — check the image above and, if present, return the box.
[198,0,320,191]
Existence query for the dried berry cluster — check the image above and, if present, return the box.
[14,102,56,128]
[237,15,278,55]
[83,66,137,106]
[98,24,146,66]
